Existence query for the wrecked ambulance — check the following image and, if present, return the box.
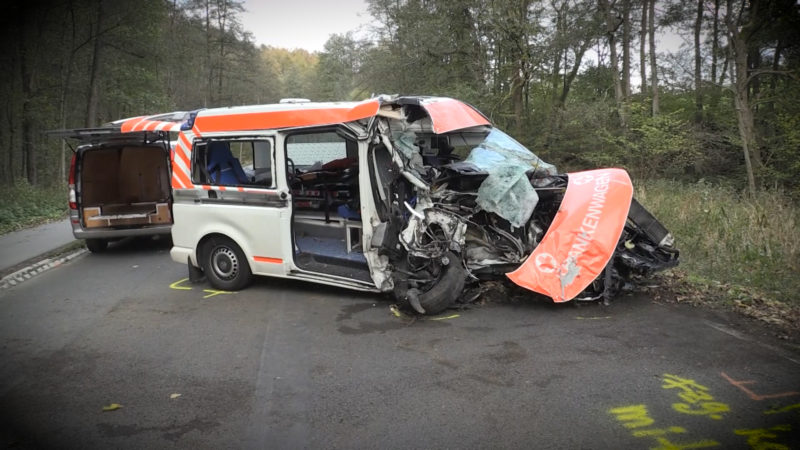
[119,96,678,314]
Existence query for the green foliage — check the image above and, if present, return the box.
[636,180,800,302]
[0,182,66,234]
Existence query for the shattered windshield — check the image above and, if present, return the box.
[463,128,556,228]
[465,128,555,176]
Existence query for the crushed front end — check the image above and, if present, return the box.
[361,96,678,314]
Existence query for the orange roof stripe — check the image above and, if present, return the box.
[419,98,491,134]
[120,116,183,133]
[194,99,380,133]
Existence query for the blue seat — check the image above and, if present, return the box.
[207,142,248,185]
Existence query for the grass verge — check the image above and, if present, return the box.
[0,182,67,234]
[635,179,800,335]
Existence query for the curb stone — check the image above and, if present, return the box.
[0,248,87,290]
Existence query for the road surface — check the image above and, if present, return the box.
[1,238,798,449]
[0,219,73,273]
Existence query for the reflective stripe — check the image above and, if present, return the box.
[171,174,187,189]
[121,117,148,132]
[172,165,192,188]
[120,116,183,133]
[194,99,380,133]
[174,134,192,169]
[253,256,282,264]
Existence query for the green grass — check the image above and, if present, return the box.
[635,179,800,303]
[0,182,67,234]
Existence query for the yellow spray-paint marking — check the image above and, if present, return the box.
[609,404,655,429]
[734,425,792,450]
[575,316,612,320]
[651,437,720,450]
[610,404,719,449]
[202,289,234,299]
[632,426,686,437]
[169,278,192,290]
[429,314,460,321]
[764,403,800,415]
[662,374,729,420]
[673,401,729,420]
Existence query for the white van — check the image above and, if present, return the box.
[53,113,188,252]
[167,96,678,314]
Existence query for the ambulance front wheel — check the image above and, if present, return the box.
[201,236,252,291]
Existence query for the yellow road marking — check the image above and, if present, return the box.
[202,289,234,299]
[169,278,192,290]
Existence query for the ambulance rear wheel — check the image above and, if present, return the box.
[202,236,252,291]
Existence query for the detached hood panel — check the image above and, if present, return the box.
[506,169,633,302]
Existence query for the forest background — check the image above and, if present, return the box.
[0,0,798,315]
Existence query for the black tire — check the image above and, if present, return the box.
[395,251,467,315]
[85,239,108,253]
[201,236,252,291]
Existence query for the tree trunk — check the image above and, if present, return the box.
[711,0,720,85]
[19,18,37,185]
[216,0,227,102]
[4,99,14,185]
[730,59,757,196]
[205,0,212,106]
[710,0,721,106]
[511,60,525,136]
[726,0,762,195]
[693,0,703,124]
[600,0,625,125]
[648,0,658,116]
[60,3,77,185]
[621,0,631,100]
[85,0,104,128]
[639,0,647,94]
[550,0,564,105]
[560,42,591,105]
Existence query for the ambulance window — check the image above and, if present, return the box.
[286,131,348,169]
[192,138,274,188]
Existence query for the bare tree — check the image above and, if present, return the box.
[599,0,625,124]
[621,0,631,99]
[85,0,104,128]
[648,0,658,115]
[639,0,647,93]
[693,0,703,124]
[724,0,762,195]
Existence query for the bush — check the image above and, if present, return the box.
[0,182,67,234]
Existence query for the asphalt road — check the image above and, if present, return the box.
[0,219,73,273]
[1,238,798,449]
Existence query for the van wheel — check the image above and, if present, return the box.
[201,236,252,291]
[86,239,108,253]
[394,251,467,315]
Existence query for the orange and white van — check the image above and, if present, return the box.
[155,95,677,314]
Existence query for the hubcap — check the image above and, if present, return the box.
[211,246,238,280]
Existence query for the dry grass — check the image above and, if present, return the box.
[635,179,800,303]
